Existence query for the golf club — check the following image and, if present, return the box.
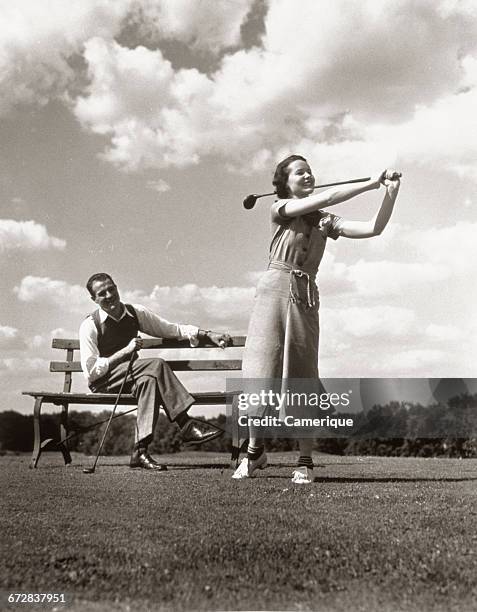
[83,344,138,474]
[53,406,138,449]
[243,173,400,209]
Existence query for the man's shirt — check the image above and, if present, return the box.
[79,303,199,384]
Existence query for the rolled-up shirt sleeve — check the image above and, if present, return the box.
[133,304,199,345]
[327,212,344,240]
[319,212,344,240]
[271,199,291,223]
[79,317,109,384]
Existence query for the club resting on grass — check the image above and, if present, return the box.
[83,343,138,474]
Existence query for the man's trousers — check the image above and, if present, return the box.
[93,358,195,443]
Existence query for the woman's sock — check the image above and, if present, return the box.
[247,443,264,461]
[297,455,314,469]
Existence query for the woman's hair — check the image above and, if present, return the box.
[272,154,308,198]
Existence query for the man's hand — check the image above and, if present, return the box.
[207,332,232,349]
[126,336,143,355]
[106,336,142,371]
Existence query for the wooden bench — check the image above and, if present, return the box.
[22,337,247,469]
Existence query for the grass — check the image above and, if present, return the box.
[1,452,477,611]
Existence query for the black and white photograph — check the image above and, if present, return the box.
[1,1,477,610]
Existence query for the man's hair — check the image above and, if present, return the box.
[86,273,115,298]
[272,154,308,198]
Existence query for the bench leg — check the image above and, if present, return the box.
[30,396,44,469]
[30,398,73,468]
[59,403,72,465]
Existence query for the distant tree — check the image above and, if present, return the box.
[0,411,31,451]
[3,392,477,457]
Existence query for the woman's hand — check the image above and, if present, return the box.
[381,169,401,200]
[379,169,402,185]
[338,170,401,239]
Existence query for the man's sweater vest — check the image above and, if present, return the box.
[90,304,139,357]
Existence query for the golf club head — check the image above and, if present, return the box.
[83,467,95,474]
[243,194,259,209]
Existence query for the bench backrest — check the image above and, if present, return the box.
[50,337,246,392]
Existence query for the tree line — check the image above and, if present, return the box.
[1,392,477,457]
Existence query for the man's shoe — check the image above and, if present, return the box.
[130,450,167,471]
[232,452,267,479]
[181,420,224,446]
[291,466,314,484]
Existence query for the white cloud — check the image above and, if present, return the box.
[0,326,26,350]
[346,260,448,297]
[320,255,444,300]
[0,0,254,117]
[425,323,461,342]
[14,276,88,311]
[0,357,48,374]
[320,220,477,300]
[68,0,477,174]
[377,84,477,182]
[319,314,473,377]
[147,179,170,193]
[322,305,416,340]
[130,0,255,53]
[1,1,476,177]
[30,327,78,349]
[6,267,476,386]
[296,76,477,183]
[410,221,477,273]
[438,0,477,18]
[74,37,217,170]
[315,217,476,377]
[370,349,449,376]
[0,219,66,252]
[243,271,264,285]
[12,276,254,332]
[0,0,133,115]
[124,283,255,332]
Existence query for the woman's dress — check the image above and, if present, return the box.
[242,202,343,417]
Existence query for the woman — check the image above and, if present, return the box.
[233,155,401,483]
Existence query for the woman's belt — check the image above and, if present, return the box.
[268,260,317,308]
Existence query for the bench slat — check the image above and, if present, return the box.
[52,336,246,350]
[22,391,237,405]
[50,359,242,373]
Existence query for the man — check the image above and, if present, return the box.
[79,273,230,470]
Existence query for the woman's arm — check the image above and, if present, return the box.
[338,177,400,239]
[281,176,381,218]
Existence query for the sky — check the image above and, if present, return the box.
[1,0,476,416]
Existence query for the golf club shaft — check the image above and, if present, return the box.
[57,407,138,447]
[85,349,136,472]
[243,176,372,209]
[312,176,371,190]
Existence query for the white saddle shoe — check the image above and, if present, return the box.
[232,452,267,479]
[291,466,314,484]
